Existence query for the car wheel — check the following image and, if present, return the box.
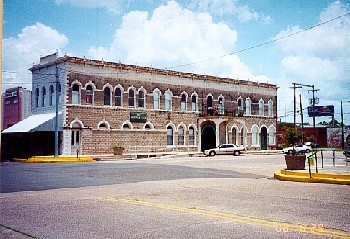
[288,150,293,155]
[306,149,310,153]
[234,151,240,156]
[209,151,216,156]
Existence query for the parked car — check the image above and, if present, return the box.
[304,141,320,148]
[204,144,246,156]
[344,146,350,157]
[282,144,311,155]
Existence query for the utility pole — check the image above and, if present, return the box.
[300,94,304,143]
[54,65,59,157]
[308,85,319,145]
[291,83,302,128]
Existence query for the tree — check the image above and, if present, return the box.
[285,127,303,146]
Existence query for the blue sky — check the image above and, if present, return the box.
[3,0,350,124]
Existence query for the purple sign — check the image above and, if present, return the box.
[307,105,334,117]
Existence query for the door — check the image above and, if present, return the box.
[71,129,81,155]
[260,127,267,150]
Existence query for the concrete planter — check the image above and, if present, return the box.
[284,155,306,170]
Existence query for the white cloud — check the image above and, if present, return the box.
[2,23,69,90]
[54,0,134,14]
[188,0,272,24]
[89,0,261,81]
[275,1,350,122]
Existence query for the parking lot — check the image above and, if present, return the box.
[1,152,349,238]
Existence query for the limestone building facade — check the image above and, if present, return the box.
[27,53,278,156]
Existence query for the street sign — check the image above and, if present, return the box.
[307,105,334,117]
[130,112,147,123]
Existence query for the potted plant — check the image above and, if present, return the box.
[283,127,306,170]
[112,142,124,155]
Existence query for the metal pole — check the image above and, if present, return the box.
[312,85,316,146]
[341,100,344,150]
[300,94,304,143]
[321,150,324,168]
[54,65,59,157]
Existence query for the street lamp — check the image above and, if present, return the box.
[341,100,350,150]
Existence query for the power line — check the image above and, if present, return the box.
[166,12,350,70]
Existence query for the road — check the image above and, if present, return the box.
[1,153,349,239]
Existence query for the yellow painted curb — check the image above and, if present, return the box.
[14,155,94,163]
[274,169,350,185]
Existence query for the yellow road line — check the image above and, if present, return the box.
[102,196,350,239]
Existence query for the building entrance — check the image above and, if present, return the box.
[201,123,216,152]
[260,127,267,150]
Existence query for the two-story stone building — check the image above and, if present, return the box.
[3,53,278,158]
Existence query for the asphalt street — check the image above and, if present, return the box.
[1,152,349,239]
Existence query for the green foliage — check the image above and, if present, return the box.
[285,127,303,146]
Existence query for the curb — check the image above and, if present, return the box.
[274,169,350,185]
[14,155,94,163]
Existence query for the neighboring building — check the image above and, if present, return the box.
[2,53,278,159]
[2,86,31,130]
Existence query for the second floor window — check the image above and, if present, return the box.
[49,85,54,106]
[115,88,122,107]
[72,84,81,104]
[153,90,160,109]
[104,87,111,106]
[259,99,264,116]
[42,86,46,107]
[181,93,187,112]
[164,91,172,111]
[191,95,197,112]
[138,90,145,108]
[128,89,135,107]
[35,88,39,108]
[86,85,93,105]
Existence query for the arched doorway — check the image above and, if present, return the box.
[260,127,267,150]
[201,123,216,151]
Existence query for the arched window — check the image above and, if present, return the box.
[167,126,174,145]
[207,95,213,115]
[42,86,46,107]
[268,126,276,145]
[232,127,237,145]
[115,88,122,107]
[104,87,111,106]
[153,89,160,110]
[268,100,273,117]
[35,88,39,108]
[189,126,195,146]
[49,85,54,106]
[259,99,264,116]
[180,93,187,112]
[98,123,108,130]
[251,125,259,146]
[72,84,81,104]
[128,88,135,107]
[191,95,197,112]
[86,85,93,105]
[237,97,243,113]
[123,123,131,129]
[245,98,251,116]
[178,126,185,145]
[164,91,172,111]
[138,90,145,108]
[218,96,224,115]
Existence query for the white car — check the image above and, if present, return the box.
[282,145,311,155]
[204,144,246,156]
